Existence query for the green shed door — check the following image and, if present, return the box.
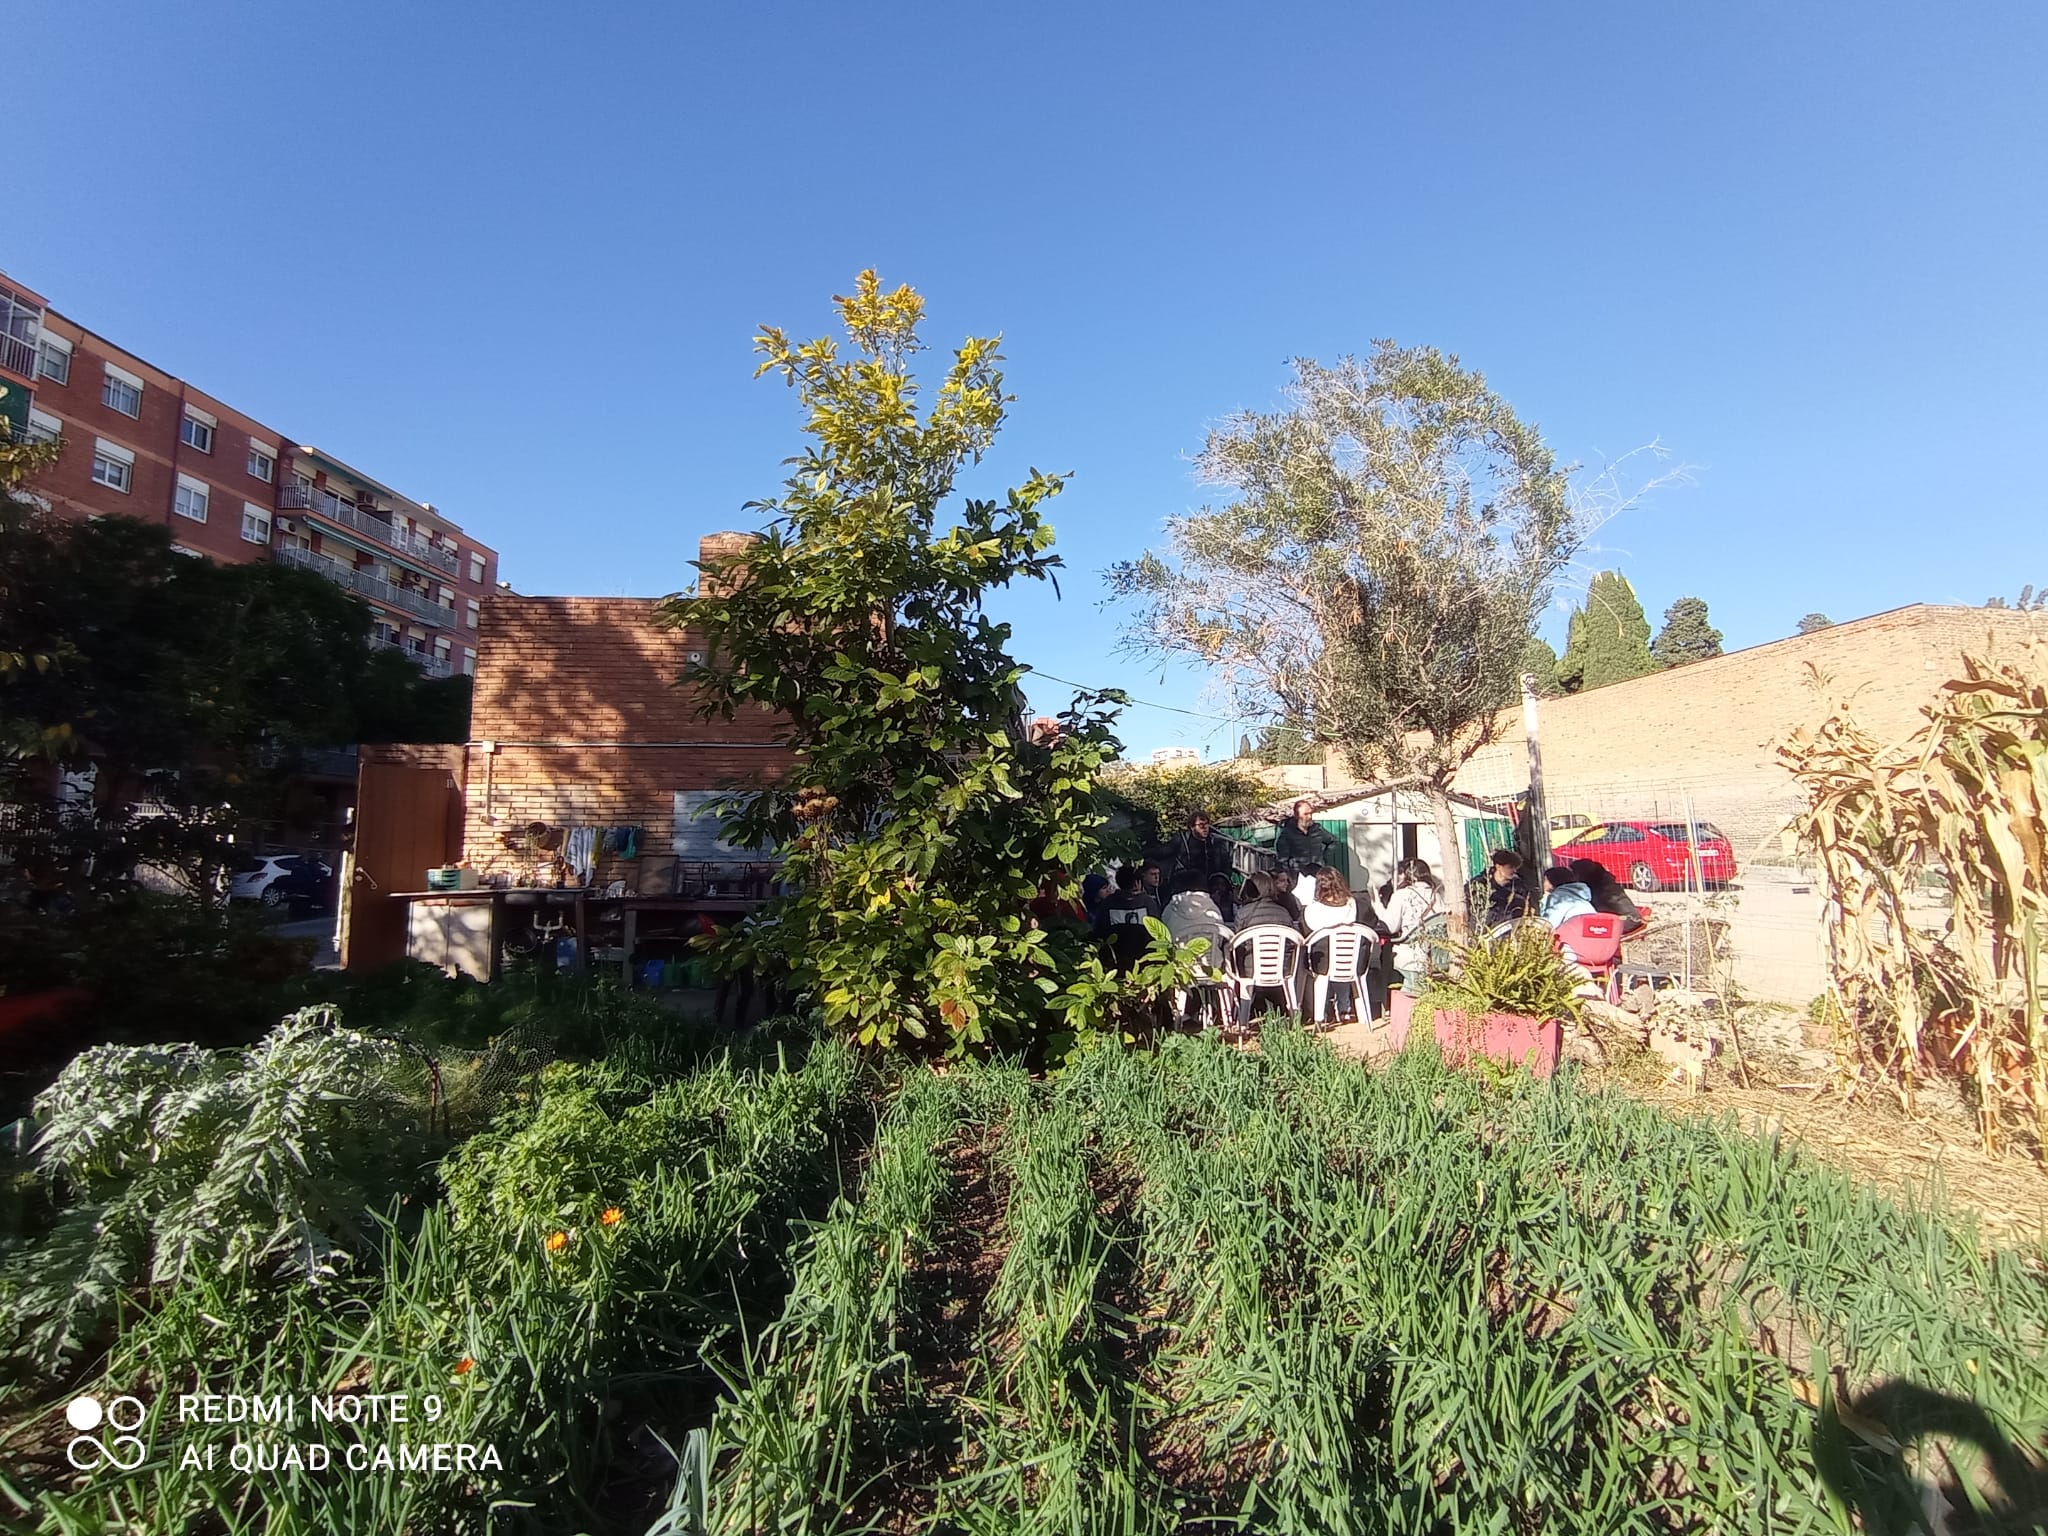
[1461,816,1514,881]
[1316,819,1351,882]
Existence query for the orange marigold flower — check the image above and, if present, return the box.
[599,1206,624,1227]
[453,1357,475,1375]
[545,1230,570,1252]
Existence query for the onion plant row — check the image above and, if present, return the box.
[686,1030,2048,1534]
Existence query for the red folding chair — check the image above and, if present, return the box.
[1552,914,1624,1003]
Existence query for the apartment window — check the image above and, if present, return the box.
[247,441,275,482]
[37,334,71,385]
[240,501,272,545]
[180,408,216,453]
[90,438,134,492]
[25,409,62,446]
[462,648,477,676]
[468,551,486,583]
[465,598,480,630]
[102,364,143,418]
[433,635,453,660]
[174,473,211,523]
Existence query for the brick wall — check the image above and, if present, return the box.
[1451,605,2048,857]
[455,561,794,888]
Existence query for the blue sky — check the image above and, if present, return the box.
[13,1,2045,758]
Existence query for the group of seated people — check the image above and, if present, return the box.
[1026,809,1653,1029]
[1479,847,1646,937]
[1070,861,1387,1025]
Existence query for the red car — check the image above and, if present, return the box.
[1553,820,1737,892]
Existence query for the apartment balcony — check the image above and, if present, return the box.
[0,331,34,382]
[0,284,41,381]
[278,482,459,574]
[370,631,455,678]
[276,543,458,627]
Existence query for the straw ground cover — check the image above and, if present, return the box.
[686,1029,2048,1534]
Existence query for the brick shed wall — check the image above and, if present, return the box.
[1451,605,2048,859]
[458,580,794,889]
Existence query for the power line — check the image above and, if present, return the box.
[1024,669,1256,725]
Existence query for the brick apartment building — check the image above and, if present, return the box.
[0,268,497,680]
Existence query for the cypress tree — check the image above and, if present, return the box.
[1521,636,1563,697]
[1558,571,1658,691]
[1651,596,1724,667]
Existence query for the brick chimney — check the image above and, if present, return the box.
[697,531,759,598]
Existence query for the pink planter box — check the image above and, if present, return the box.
[1386,989,1416,1049]
[1431,1009,1563,1079]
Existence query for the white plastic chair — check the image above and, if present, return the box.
[1305,924,1379,1025]
[1227,925,1304,1029]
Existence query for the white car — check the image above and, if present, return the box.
[229,854,335,908]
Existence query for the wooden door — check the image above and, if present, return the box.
[341,760,460,970]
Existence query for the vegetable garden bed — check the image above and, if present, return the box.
[5,1010,2045,1533]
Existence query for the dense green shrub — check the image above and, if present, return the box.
[2,1009,428,1371]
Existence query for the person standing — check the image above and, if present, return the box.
[1382,858,1444,992]
[1165,812,1235,888]
[1274,800,1340,871]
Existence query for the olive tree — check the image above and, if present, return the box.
[1111,343,1587,934]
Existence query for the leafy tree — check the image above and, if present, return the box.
[1251,721,1325,765]
[1558,571,1658,691]
[1797,612,1835,635]
[0,498,468,901]
[1650,595,1724,668]
[1521,637,1564,698]
[1110,343,1582,935]
[663,273,1196,1057]
[1985,584,2046,612]
[1100,759,1269,836]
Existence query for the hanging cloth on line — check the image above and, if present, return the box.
[564,826,598,884]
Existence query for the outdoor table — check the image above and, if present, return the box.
[393,888,769,986]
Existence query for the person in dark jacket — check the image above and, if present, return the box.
[1229,870,1303,934]
[1274,801,1340,870]
[1565,857,1647,933]
[1481,847,1539,931]
[1099,865,1157,971]
[1164,812,1235,888]
[1207,872,1240,924]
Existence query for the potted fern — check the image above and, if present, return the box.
[1421,923,1582,1078]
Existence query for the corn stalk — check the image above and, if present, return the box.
[1779,642,2048,1155]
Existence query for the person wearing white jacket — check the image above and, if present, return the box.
[1381,858,1444,987]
